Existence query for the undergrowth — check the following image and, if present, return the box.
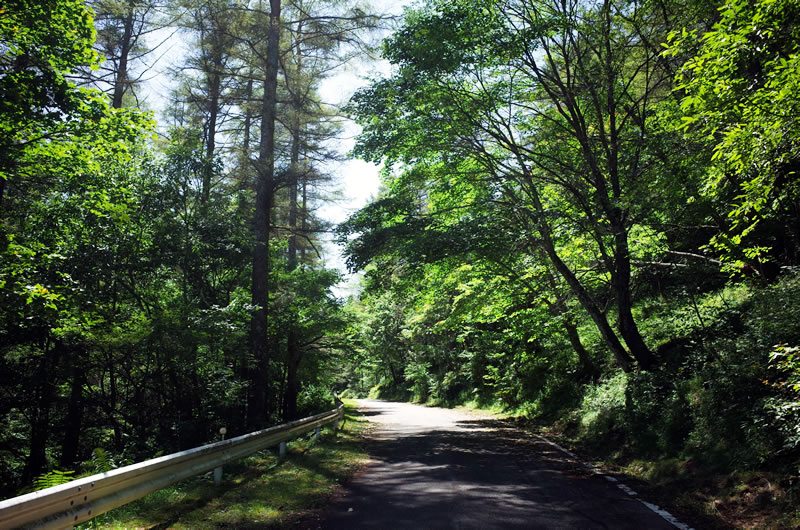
[540,275,800,529]
[80,400,370,529]
[357,274,800,528]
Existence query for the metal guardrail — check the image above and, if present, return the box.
[0,404,345,529]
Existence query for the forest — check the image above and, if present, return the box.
[0,0,382,496]
[1,0,800,520]
[338,0,800,521]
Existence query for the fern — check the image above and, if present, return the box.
[26,469,76,493]
[90,447,114,473]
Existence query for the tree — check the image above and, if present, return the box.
[247,0,282,427]
[0,0,376,496]
[347,0,699,370]
[172,0,245,201]
[85,0,173,108]
[0,0,99,210]
[666,0,800,273]
[0,0,162,489]
[0,107,154,482]
[240,0,381,423]
[338,157,601,393]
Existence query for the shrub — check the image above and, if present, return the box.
[577,372,628,441]
[296,384,334,418]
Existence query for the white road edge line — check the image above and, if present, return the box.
[534,434,693,530]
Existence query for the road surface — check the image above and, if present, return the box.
[308,399,685,529]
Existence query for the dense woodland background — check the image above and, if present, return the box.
[2,0,800,518]
[0,0,382,495]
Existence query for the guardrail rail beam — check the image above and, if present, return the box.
[0,404,344,529]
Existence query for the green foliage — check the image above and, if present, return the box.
[625,371,693,455]
[343,0,798,474]
[577,373,629,440]
[88,448,115,474]
[27,469,75,493]
[766,344,800,452]
[770,344,800,394]
[4,2,800,525]
[0,0,98,135]
[665,0,800,269]
[405,360,433,402]
[0,0,359,499]
[563,275,800,470]
[296,384,335,418]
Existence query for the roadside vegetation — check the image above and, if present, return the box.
[337,1,800,528]
[0,0,380,499]
[78,400,370,528]
[343,276,800,528]
[3,0,800,528]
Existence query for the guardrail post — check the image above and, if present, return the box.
[315,427,321,441]
[214,427,227,486]
[0,405,342,528]
[279,441,286,458]
[333,395,342,437]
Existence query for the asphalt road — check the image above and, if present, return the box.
[311,399,683,530]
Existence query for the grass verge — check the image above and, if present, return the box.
[81,400,371,529]
[533,422,800,530]
[425,387,799,529]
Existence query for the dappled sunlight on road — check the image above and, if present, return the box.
[306,400,679,530]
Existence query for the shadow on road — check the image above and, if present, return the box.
[299,403,676,529]
[351,409,386,417]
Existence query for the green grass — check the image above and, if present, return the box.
[82,400,371,529]
[454,399,509,417]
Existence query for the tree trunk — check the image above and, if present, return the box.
[59,351,85,469]
[248,0,281,429]
[203,57,221,203]
[300,168,308,263]
[282,101,302,422]
[0,173,6,214]
[284,329,301,420]
[23,340,62,484]
[287,128,300,264]
[112,3,134,109]
[612,221,658,370]
[523,183,635,372]
[242,76,253,179]
[549,247,633,373]
[107,352,124,451]
[564,317,600,381]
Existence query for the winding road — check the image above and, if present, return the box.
[310,399,687,529]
